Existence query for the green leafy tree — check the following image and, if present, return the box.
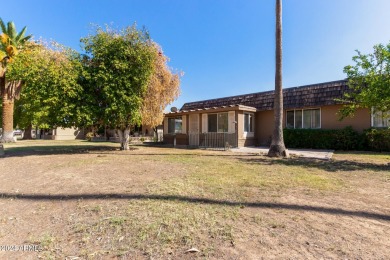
[7,41,84,137]
[0,18,32,142]
[341,43,390,118]
[268,0,288,157]
[80,25,156,150]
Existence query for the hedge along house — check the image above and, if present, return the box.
[163,80,388,148]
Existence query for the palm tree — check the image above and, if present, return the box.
[0,18,32,142]
[268,0,288,157]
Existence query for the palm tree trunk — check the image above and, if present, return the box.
[268,0,288,157]
[1,92,15,143]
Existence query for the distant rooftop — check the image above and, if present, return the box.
[180,80,349,111]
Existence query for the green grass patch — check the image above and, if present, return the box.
[151,153,345,202]
[334,151,390,163]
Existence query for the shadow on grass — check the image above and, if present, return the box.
[0,192,388,221]
[237,157,390,173]
[3,144,257,158]
[3,144,122,157]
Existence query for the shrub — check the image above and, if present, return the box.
[85,132,94,141]
[284,127,363,150]
[364,128,390,152]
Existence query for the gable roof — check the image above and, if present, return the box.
[180,80,350,111]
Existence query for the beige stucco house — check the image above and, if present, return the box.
[163,80,387,148]
[38,127,85,140]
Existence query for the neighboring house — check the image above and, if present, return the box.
[107,125,163,142]
[38,127,85,140]
[163,80,389,148]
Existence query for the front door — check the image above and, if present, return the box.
[189,114,199,146]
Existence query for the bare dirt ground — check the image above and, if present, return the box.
[0,140,389,259]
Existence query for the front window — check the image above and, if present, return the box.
[168,117,182,134]
[372,110,390,127]
[303,109,320,129]
[208,113,228,132]
[244,113,254,132]
[286,109,320,129]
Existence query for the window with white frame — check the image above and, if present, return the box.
[286,109,321,129]
[371,110,390,127]
[244,113,254,132]
[208,113,228,132]
[168,117,182,134]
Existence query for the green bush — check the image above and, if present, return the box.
[364,128,390,152]
[284,127,363,151]
[284,127,390,151]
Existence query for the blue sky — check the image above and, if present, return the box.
[2,0,390,109]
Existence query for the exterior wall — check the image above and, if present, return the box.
[321,105,371,132]
[199,113,203,133]
[255,105,372,146]
[189,113,200,133]
[163,117,169,134]
[52,127,85,140]
[141,125,154,136]
[255,110,274,146]
[237,111,244,139]
[238,138,256,147]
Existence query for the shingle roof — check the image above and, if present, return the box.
[180,80,349,111]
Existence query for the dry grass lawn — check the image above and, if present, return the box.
[0,140,389,259]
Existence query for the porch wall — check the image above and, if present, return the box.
[163,133,189,146]
[238,138,256,147]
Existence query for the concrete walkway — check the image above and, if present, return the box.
[231,146,334,160]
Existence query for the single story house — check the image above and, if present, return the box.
[163,80,389,148]
[35,125,159,142]
[38,127,85,140]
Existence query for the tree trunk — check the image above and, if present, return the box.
[117,127,131,150]
[1,94,15,143]
[153,127,158,141]
[23,124,33,140]
[268,0,288,158]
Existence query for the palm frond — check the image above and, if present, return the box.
[0,18,6,33]
[15,26,27,43]
[7,21,17,40]
[19,34,32,45]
